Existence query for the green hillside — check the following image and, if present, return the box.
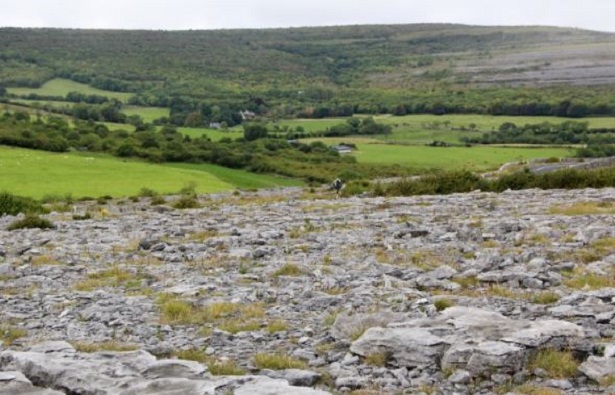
[2,25,615,120]
[0,146,301,199]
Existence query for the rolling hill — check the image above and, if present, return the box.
[1,24,615,96]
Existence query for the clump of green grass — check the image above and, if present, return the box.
[0,325,27,346]
[364,352,389,367]
[323,312,338,327]
[434,298,455,312]
[531,291,560,305]
[266,319,289,334]
[568,237,615,264]
[349,326,369,341]
[253,353,307,370]
[158,295,202,325]
[452,276,479,289]
[72,341,139,353]
[273,263,305,277]
[208,359,247,375]
[528,349,579,378]
[549,201,615,216]
[157,295,265,327]
[564,272,615,290]
[7,214,54,230]
[73,266,141,291]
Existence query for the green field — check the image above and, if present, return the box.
[123,106,170,123]
[376,114,615,130]
[303,136,574,170]
[270,114,615,146]
[0,146,300,199]
[163,163,303,189]
[352,144,574,170]
[7,79,134,102]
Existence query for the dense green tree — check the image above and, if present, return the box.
[243,123,269,141]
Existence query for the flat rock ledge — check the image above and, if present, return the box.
[0,341,328,395]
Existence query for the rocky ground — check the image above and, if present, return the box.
[0,187,614,395]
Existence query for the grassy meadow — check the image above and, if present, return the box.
[7,79,134,102]
[300,139,572,171]
[375,114,615,130]
[163,163,303,189]
[123,106,170,123]
[0,146,299,199]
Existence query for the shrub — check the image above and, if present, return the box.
[379,168,615,197]
[151,196,166,205]
[172,195,201,209]
[341,180,370,197]
[138,187,159,197]
[0,192,44,216]
[7,215,54,230]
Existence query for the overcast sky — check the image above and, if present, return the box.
[1,0,614,33]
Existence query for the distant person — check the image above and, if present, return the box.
[332,178,344,198]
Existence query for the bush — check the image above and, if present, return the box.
[0,192,45,216]
[172,195,200,209]
[138,187,159,197]
[151,196,167,205]
[380,168,615,197]
[7,215,55,230]
[341,180,370,197]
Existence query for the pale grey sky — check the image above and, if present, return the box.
[1,0,614,32]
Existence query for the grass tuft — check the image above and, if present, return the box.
[531,291,560,305]
[528,349,579,378]
[549,201,615,216]
[434,298,455,311]
[273,263,305,277]
[364,352,389,367]
[174,348,246,375]
[253,353,307,370]
[0,325,27,346]
[7,215,54,230]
